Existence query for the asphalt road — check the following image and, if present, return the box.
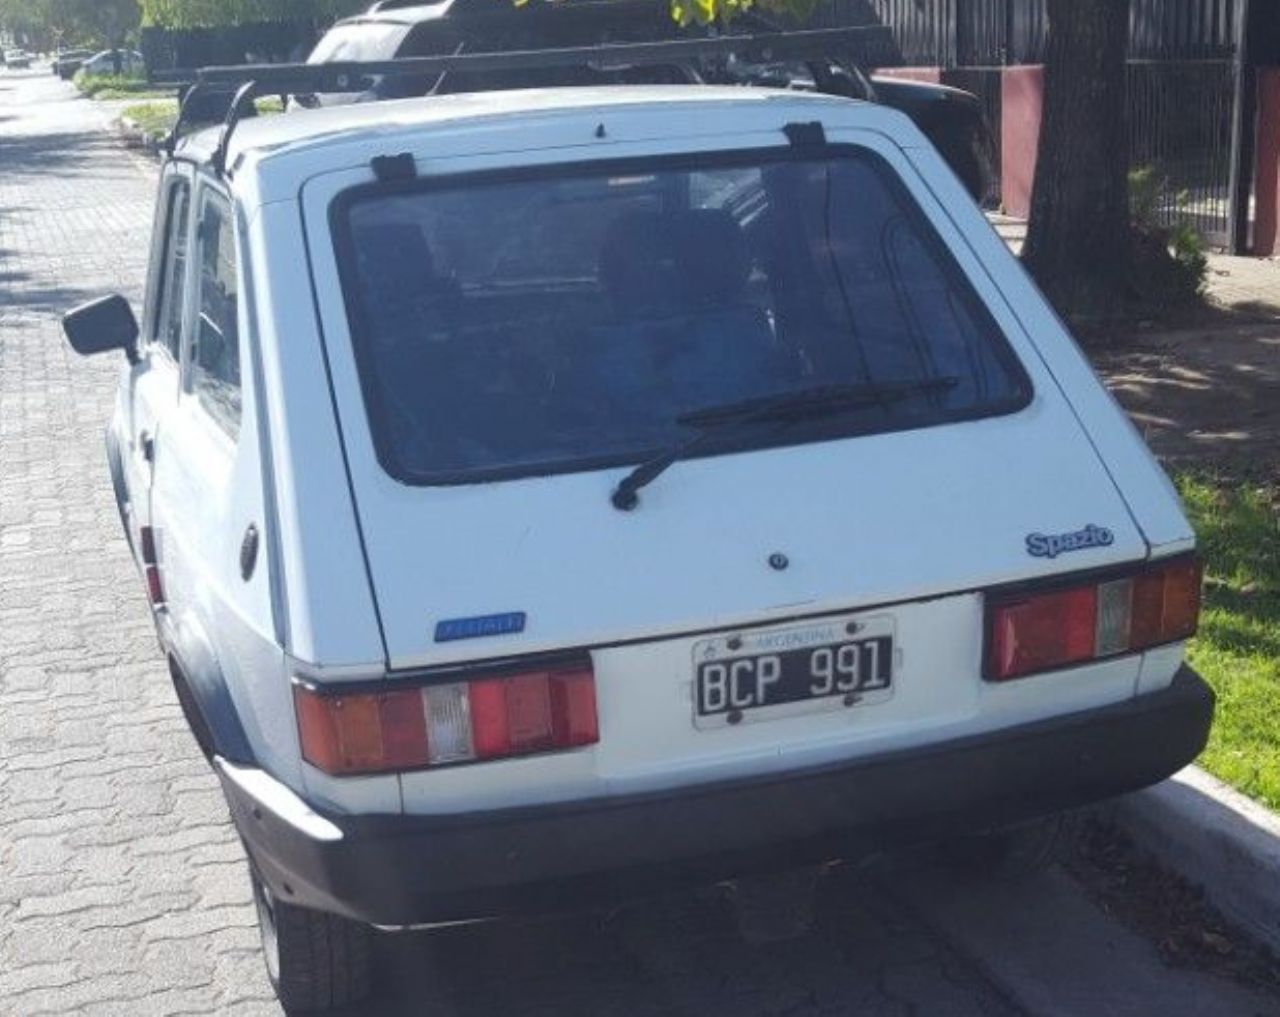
[0,66,1275,1017]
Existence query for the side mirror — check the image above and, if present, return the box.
[62,295,140,365]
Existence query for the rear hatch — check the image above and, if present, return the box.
[348,420,1142,670]
[299,118,1151,804]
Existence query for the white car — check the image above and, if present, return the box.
[63,36,1212,1015]
[79,48,145,76]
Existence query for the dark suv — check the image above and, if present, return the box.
[301,0,995,201]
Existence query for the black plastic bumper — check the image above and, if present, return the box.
[221,665,1214,928]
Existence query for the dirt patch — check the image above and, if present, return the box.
[1091,318,1280,484]
[1065,816,1280,995]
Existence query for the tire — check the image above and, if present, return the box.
[250,866,374,1014]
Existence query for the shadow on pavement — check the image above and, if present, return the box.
[0,265,100,315]
[1095,320,1280,481]
[326,869,1015,1017]
[0,128,126,178]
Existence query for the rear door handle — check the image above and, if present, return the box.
[140,430,155,464]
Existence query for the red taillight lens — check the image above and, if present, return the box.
[294,662,599,776]
[144,566,165,606]
[469,679,511,759]
[985,556,1202,681]
[988,586,1096,679]
[140,526,165,606]
[551,667,600,748]
[470,667,599,760]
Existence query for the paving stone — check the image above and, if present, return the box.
[0,73,280,1017]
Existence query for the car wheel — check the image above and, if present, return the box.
[250,866,373,1014]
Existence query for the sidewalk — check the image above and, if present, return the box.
[989,214,1280,481]
[989,213,1280,320]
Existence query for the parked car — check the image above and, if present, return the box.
[62,35,1212,1014]
[53,48,94,80]
[79,48,145,77]
[5,49,32,69]
[296,0,995,200]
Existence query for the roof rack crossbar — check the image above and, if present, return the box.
[165,26,893,155]
[179,26,886,91]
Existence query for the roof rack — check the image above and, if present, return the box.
[160,26,893,175]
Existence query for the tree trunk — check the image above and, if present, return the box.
[1022,0,1130,318]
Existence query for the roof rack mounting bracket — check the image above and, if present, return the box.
[371,153,418,182]
[783,121,827,149]
[211,80,258,179]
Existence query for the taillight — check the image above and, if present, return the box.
[294,662,599,776]
[985,556,1202,681]
[140,525,165,607]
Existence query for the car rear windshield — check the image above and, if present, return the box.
[334,148,1030,484]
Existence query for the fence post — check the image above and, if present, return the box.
[1254,67,1280,255]
[1000,64,1044,218]
[1228,0,1255,253]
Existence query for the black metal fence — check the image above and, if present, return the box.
[861,0,955,66]
[817,0,1247,244]
[141,22,321,73]
[954,0,1048,66]
[1128,59,1238,243]
[847,0,1243,68]
[1130,0,1240,59]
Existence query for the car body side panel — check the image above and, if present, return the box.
[118,162,191,563]
[899,137,1195,555]
[1136,642,1189,695]
[243,202,386,670]
[148,184,301,792]
[152,365,303,789]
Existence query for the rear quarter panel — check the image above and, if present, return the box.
[900,136,1195,557]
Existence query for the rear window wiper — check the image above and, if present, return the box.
[610,376,959,511]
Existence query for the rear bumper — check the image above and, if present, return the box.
[221,665,1213,928]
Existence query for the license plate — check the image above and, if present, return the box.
[693,615,895,728]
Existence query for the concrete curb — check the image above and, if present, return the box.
[115,115,164,159]
[1103,765,1280,954]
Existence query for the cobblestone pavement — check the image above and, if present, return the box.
[0,70,281,1015]
[2,69,1277,1017]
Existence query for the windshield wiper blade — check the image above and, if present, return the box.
[610,376,958,511]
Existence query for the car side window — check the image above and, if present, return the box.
[190,190,242,438]
[153,180,191,361]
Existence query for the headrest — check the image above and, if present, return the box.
[599,208,751,314]
[673,209,752,307]
[353,222,437,294]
